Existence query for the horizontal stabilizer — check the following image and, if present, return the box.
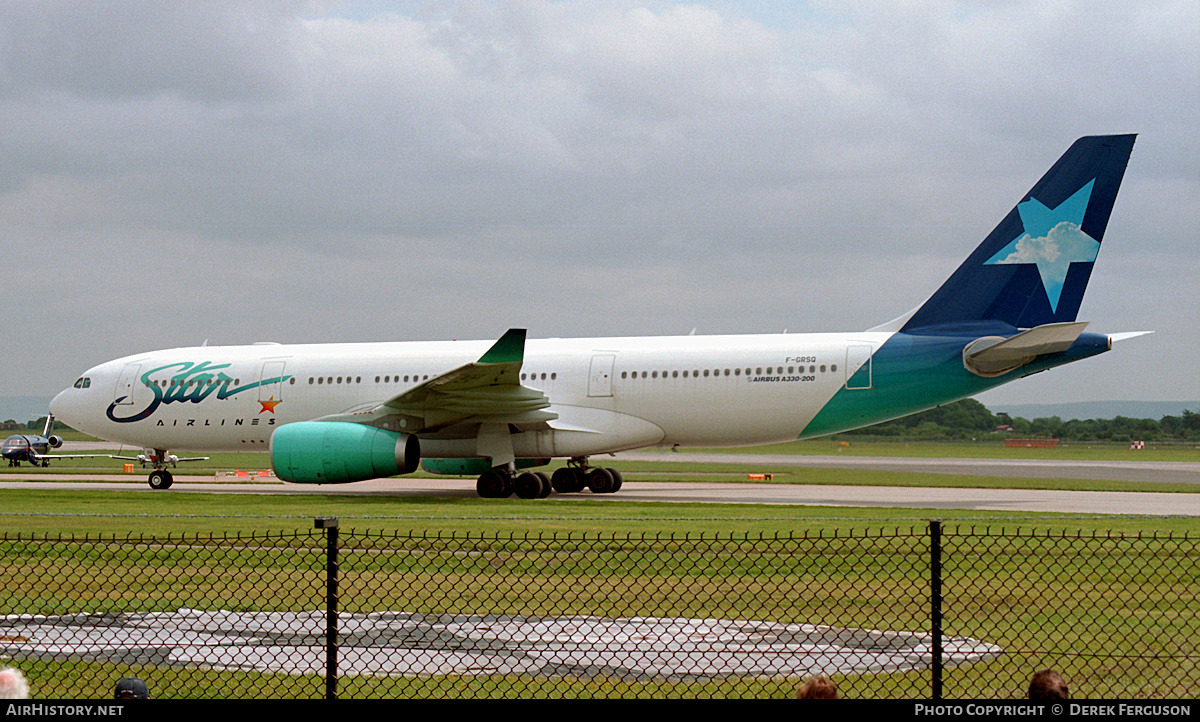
[963,321,1089,377]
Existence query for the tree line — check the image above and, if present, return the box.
[840,399,1200,442]
[6,404,1200,442]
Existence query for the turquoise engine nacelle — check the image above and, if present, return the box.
[270,421,420,484]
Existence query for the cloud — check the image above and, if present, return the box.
[990,221,1101,309]
[0,0,1195,406]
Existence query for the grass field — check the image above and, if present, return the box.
[3,439,1199,698]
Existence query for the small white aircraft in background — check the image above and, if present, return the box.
[50,135,1142,497]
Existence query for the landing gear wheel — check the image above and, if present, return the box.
[513,472,547,500]
[476,468,512,498]
[535,472,552,498]
[551,467,583,494]
[606,468,623,493]
[586,467,615,494]
[148,469,174,490]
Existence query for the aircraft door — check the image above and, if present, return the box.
[845,345,873,390]
[588,354,615,397]
[258,360,287,403]
[114,364,141,405]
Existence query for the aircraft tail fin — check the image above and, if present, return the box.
[901,135,1136,333]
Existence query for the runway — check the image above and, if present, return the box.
[3,468,1200,516]
[616,451,1200,485]
[3,441,1197,515]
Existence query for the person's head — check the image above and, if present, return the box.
[795,676,839,699]
[1028,669,1069,699]
[114,677,150,700]
[0,666,30,699]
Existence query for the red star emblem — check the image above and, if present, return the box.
[259,397,281,414]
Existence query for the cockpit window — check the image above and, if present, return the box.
[72,377,92,389]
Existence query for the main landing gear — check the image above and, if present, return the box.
[475,458,623,499]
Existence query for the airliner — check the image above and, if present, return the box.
[50,135,1142,497]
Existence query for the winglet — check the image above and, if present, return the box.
[478,328,526,364]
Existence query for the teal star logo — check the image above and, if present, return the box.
[984,179,1099,312]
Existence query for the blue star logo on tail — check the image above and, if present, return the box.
[984,179,1099,312]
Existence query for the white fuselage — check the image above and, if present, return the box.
[50,332,889,458]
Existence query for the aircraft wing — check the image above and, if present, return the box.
[318,328,556,434]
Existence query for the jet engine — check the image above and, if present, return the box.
[270,422,419,484]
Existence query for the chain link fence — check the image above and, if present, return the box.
[2,524,1197,699]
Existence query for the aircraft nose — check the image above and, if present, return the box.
[49,386,77,425]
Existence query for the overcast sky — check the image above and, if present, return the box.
[2,1,1197,411]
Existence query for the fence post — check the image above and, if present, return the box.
[930,519,943,700]
[315,517,340,700]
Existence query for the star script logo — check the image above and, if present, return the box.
[259,397,281,414]
[984,179,1098,312]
